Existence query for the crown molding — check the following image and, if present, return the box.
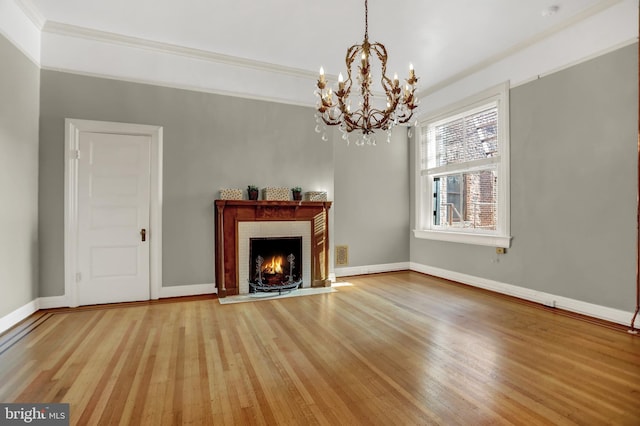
[509,38,638,89]
[40,66,316,108]
[42,21,318,80]
[1,0,42,65]
[418,0,624,98]
[13,0,45,30]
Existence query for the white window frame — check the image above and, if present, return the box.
[414,82,512,247]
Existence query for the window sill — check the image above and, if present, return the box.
[413,229,512,248]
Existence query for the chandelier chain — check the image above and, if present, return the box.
[364,0,368,39]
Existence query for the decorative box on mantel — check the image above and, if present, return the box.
[262,187,290,201]
[219,189,243,200]
[304,191,327,201]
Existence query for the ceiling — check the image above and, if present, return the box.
[26,0,620,94]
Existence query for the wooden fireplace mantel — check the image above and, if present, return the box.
[214,200,332,297]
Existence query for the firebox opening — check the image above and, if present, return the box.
[249,236,302,292]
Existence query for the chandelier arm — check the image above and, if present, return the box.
[396,103,414,118]
[343,111,365,132]
[342,43,361,95]
[320,114,341,125]
[394,106,417,123]
[370,43,388,69]
[369,42,399,116]
[345,44,362,68]
[345,110,365,124]
[368,108,394,130]
[370,43,390,82]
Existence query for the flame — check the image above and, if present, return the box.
[262,256,283,274]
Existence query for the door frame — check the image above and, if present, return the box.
[64,118,163,307]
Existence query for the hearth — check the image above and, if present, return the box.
[249,236,302,293]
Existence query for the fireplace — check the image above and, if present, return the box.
[249,236,302,292]
[214,200,332,297]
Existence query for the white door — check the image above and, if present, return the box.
[76,132,151,305]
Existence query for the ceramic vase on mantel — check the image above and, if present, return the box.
[291,187,302,201]
[248,186,259,201]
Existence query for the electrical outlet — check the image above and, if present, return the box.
[496,247,506,255]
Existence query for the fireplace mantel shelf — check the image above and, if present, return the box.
[214,199,332,297]
[215,200,331,208]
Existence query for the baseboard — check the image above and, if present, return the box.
[37,284,219,306]
[335,262,410,278]
[0,300,39,335]
[410,262,634,326]
[38,295,69,309]
[159,283,217,299]
[1,284,217,334]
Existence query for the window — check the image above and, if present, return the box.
[414,82,511,247]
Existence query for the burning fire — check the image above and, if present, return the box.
[262,256,283,275]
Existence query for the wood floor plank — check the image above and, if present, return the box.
[0,271,639,425]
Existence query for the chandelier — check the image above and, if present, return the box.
[314,0,419,146]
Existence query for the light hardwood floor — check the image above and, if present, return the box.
[1,271,639,425]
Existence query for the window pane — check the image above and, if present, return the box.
[465,107,498,161]
[433,170,497,230]
[435,118,464,166]
[429,105,498,168]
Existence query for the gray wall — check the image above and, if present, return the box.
[410,44,638,311]
[0,35,40,317]
[333,128,410,267]
[39,71,334,296]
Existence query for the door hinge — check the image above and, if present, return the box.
[71,149,80,160]
[76,272,82,282]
